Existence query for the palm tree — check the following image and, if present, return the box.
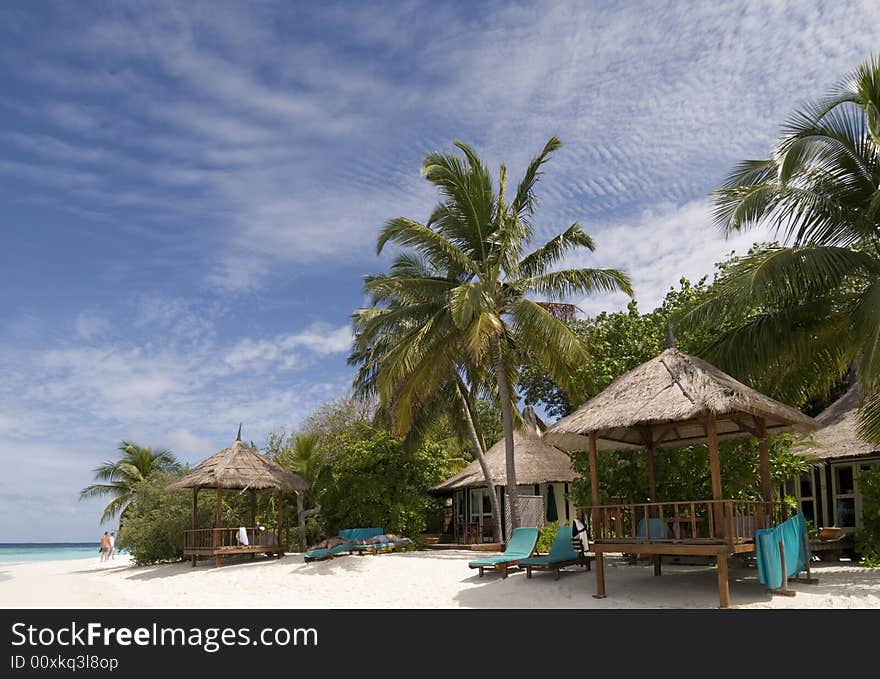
[79,441,180,524]
[353,136,633,531]
[691,55,880,441]
[274,433,327,489]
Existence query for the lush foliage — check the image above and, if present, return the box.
[116,472,213,565]
[317,430,455,537]
[857,467,880,567]
[536,520,570,553]
[79,441,180,524]
[521,277,714,417]
[569,434,811,506]
[699,55,880,442]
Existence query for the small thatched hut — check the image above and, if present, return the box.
[790,385,879,534]
[432,407,578,543]
[544,345,818,608]
[168,431,308,567]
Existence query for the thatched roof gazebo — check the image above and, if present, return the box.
[432,412,577,493]
[168,429,308,567]
[544,345,818,607]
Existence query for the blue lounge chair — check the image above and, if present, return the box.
[468,527,539,578]
[519,525,593,580]
[303,527,384,562]
[350,534,415,555]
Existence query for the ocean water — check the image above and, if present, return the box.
[0,543,122,564]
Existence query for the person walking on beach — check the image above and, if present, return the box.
[99,531,110,562]
[108,531,116,560]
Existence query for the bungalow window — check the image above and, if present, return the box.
[469,488,493,525]
[782,471,817,524]
[832,464,857,529]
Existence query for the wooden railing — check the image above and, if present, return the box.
[574,500,789,546]
[184,527,279,551]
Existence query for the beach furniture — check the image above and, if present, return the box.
[468,527,539,578]
[350,534,415,555]
[303,527,384,562]
[519,525,592,580]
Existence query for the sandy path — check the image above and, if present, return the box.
[1,551,878,609]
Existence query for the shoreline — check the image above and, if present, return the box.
[0,551,878,609]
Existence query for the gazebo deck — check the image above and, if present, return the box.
[183,527,285,559]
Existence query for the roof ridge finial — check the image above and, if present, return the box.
[665,318,677,350]
[236,423,242,442]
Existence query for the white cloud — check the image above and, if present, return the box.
[224,323,352,371]
[74,310,112,340]
[566,200,772,315]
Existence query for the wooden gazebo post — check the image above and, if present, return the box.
[645,430,661,577]
[249,489,257,561]
[589,432,605,599]
[276,491,284,558]
[191,487,198,567]
[214,488,223,568]
[705,412,729,608]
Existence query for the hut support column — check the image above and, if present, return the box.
[646,433,661,576]
[214,489,223,568]
[707,413,723,533]
[191,488,198,567]
[589,432,605,599]
[756,416,772,495]
[276,492,284,558]
[249,489,257,561]
[296,491,307,551]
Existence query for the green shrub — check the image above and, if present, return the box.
[117,473,215,566]
[856,467,880,567]
[317,431,451,538]
[536,521,570,553]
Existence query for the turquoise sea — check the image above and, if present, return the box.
[0,543,119,564]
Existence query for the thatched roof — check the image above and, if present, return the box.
[544,347,818,452]
[432,408,578,493]
[795,385,880,461]
[167,437,309,492]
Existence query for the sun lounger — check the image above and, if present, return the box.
[468,527,539,578]
[519,525,593,580]
[303,527,384,562]
[350,535,414,555]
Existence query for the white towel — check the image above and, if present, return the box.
[237,526,249,546]
[572,518,589,552]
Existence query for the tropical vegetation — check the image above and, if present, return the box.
[79,441,180,524]
[350,136,632,534]
[690,55,880,443]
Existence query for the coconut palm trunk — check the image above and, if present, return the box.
[456,383,501,543]
[491,335,519,534]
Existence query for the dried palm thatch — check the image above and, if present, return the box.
[544,347,818,452]
[167,438,309,492]
[432,407,577,493]
[795,385,879,460]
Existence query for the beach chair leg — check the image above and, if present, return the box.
[526,567,532,579]
[500,564,508,579]
[554,568,560,581]
[585,556,591,572]
[479,567,484,577]
[717,554,730,609]
[593,553,606,599]
[653,555,662,577]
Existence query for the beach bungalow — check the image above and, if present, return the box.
[788,385,880,542]
[167,430,308,567]
[431,407,578,545]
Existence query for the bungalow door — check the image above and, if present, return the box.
[469,488,493,541]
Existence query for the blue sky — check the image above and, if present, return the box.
[1,1,878,541]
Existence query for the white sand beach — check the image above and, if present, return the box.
[1,551,878,609]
